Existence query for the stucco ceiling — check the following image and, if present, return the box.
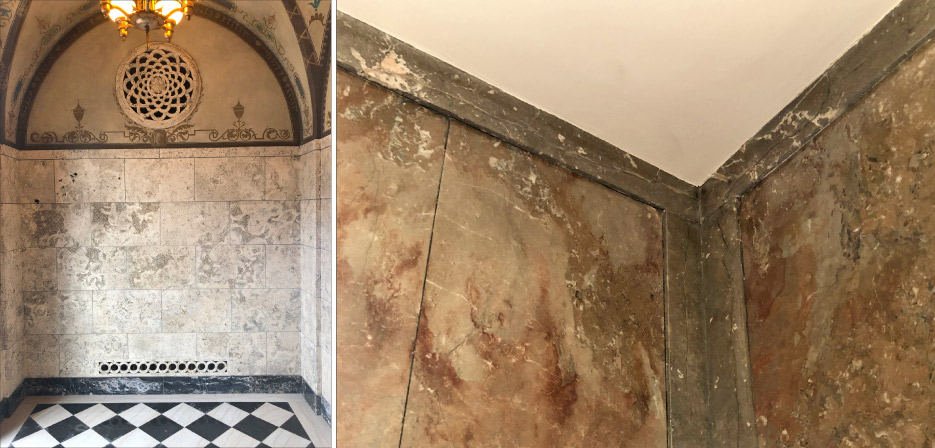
[338,1,901,185]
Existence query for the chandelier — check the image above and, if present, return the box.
[100,1,192,47]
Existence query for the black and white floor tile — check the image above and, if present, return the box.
[0,395,329,448]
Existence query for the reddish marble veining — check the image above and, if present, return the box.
[400,123,667,446]
[741,38,935,447]
[335,71,448,447]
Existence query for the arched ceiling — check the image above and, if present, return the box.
[0,0,331,147]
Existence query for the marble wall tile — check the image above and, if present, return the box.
[0,155,17,204]
[0,204,22,251]
[61,334,127,376]
[125,158,194,202]
[318,249,330,301]
[299,151,319,201]
[265,157,301,200]
[17,159,54,204]
[126,246,196,289]
[300,290,317,343]
[23,334,60,377]
[232,289,300,332]
[230,201,300,245]
[162,289,232,332]
[196,245,265,288]
[300,245,317,296]
[54,159,125,203]
[321,343,331,407]
[267,332,300,375]
[57,247,128,291]
[91,290,161,334]
[21,203,91,248]
[336,73,448,447]
[398,123,666,446]
[300,200,316,248]
[319,199,331,251]
[194,157,265,201]
[266,245,300,289]
[1,249,23,294]
[736,40,935,446]
[24,291,92,335]
[21,247,55,291]
[1,339,23,398]
[320,299,331,355]
[1,293,24,349]
[196,332,267,375]
[160,202,230,246]
[128,333,196,360]
[319,148,330,199]
[300,335,319,394]
[90,203,160,246]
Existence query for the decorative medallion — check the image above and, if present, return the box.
[116,42,201,129]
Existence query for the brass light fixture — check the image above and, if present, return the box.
[100,1,192,48]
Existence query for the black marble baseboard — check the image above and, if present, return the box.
[0,383,25,419]
[0,375,305,420]
[302,379,331,426]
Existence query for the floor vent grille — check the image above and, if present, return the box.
[98,360,229,376]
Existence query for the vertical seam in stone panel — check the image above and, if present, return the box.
[662,210,672,448]
[397,117,451,448]
[699,215,714,447]
[123,159,127,202]
[732,200,758,445]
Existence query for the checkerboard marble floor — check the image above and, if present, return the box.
[0,395,330,448]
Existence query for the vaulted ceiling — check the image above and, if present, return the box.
[0,0,331,148]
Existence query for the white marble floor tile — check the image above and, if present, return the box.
[111,428,160,448]
[263,427,312,448]
[60,429,110,448]
[207,403,250,427]
[30,405,71,428]
[212,428,260,447]
[161,428,210,448]
[252,403,292,426]
[118,403,160,427]
[72,404,117,428]
[162,403,204,426]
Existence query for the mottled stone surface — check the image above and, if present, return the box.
[54,159,125,203]
[400,122,666,446]
[336,71,448,447]
[125,158,194,202]
[91,290,161,334]
[196,245,265,288]
[701,0,935,216]
[739,36,935,447]
[702,203,757,447]
[664,213,708,446]
[232,289,301,332]
[194,157,265,201]
[162,289,232,332]
[337,13,698,218]
[90,203,160,247]
[159,202,230,246]
[230,200,300,244]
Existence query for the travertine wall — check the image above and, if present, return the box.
[337,70,669,446]
[299,138,332,415]
[734,29,935,447]
[0,144,312,398]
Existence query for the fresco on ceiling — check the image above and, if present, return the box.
[0,0,18,47]
[3,0,98,142]
[298,0,330,64]
[226,0,315,138]
[24,18,294,148]
[3,0,328,144]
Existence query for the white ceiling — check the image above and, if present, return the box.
[338,1,900,185]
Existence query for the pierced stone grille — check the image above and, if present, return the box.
[116,43,201,129]
[98,360,228,376]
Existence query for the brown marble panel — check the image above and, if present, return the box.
[740,37,935,447]
[400,122,666,446]
[335,71,448,447]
